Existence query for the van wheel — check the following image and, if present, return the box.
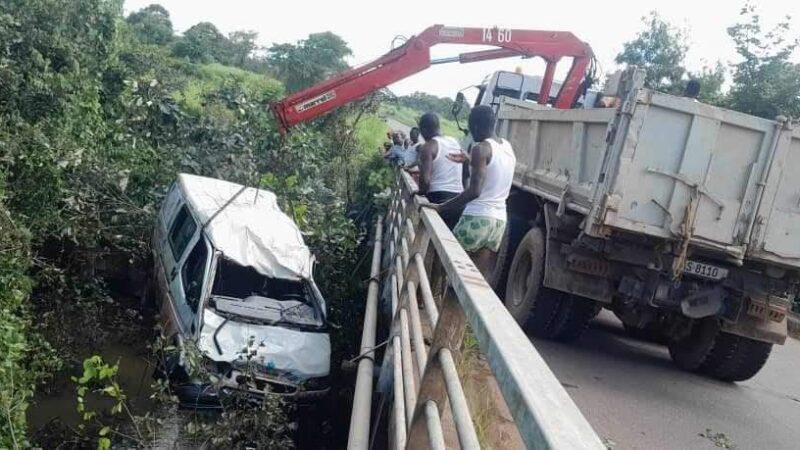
[505,227,596,341]
[154,352,187,382]
[668,318,773,381]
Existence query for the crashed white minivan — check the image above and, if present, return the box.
[151,174,330,406]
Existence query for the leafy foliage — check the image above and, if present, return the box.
[726,4,800,119]
[267,32,352,93]
[616,6,800,119]
[397,91,462,121]
[173,22,228,64]
[1,0,385,445]
[0,195,34,449]
[126,4,173,46]
[687,62,727,105]
[616,12,688,91]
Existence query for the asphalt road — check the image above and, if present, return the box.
[533,311,800,450]
[385,118,411,136]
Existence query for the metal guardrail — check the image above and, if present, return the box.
[348,170,604,449]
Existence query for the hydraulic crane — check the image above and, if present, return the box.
[270,25,595,133]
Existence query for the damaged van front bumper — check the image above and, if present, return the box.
[171,373,330,409]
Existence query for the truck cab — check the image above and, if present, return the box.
[469,70,599,110]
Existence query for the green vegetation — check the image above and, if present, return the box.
[379,103,465,138]
[0,0,389,446]
[2,0,798,446]
[615,11,688,91]
[617,5,800,116]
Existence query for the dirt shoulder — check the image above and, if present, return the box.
[458,336,525,450]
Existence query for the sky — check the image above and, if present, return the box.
[124,0,800,99]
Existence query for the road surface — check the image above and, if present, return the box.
[385,118,411,135]
[533,311,800,450]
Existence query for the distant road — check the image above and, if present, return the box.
[385,118,411,135]
[534,311,800,450]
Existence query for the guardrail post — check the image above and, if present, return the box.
[347,220,383,450]
[406,288,467,449]
[358,168,605,450]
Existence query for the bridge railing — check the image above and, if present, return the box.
[348,170,604,450]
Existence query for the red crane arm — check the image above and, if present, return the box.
[270,25,594,132]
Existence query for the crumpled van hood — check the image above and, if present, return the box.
[198,308,330,382]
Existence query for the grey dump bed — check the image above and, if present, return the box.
[496,84,800,269]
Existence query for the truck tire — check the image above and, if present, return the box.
[488,216,524,299]
[505,227,596,341]
[547,294,601,342]
[668,318,773,382]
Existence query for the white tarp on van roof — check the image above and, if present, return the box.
[177,173,312,280]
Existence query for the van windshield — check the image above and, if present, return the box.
[210,258,324,330]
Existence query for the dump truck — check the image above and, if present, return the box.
[490,69,796,381]
[268,25,796,381]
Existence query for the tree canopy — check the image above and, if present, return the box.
[172,21,228,63]
[126,3,173,45]
[726,4,800,118]
[0,2,385,447]
[267,32,352,93]
[616,5,799,119]
[615,12,688,91]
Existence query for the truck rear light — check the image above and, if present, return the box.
[746,296,788,323]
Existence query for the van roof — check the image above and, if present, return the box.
[177,173,312,280]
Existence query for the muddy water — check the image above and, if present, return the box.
[26,289,351,449]
[28,331,348,449]
[28,342,157,430]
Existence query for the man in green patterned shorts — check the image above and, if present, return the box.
[429,106,516,278]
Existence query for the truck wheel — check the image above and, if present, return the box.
[548,295,601,342]
[699,331,773,382]
[505,227,596,341]
[488,216,524,299]
[668,319,773,381]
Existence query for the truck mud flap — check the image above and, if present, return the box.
[542,204,613,302]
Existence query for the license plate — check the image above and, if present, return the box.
[684,260,728,280]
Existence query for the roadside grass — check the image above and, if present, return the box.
[378,104,465,139]
[457,329,492,448]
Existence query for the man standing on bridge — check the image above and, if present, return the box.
[431,106,516,278]
[383,132,406,165]
[416,113,465,229]
[402,127,421,168]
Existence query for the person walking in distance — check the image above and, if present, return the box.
[416,113,465,229]
[431,106,516,278]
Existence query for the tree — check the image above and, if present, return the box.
[726,4,800,119]
[687,62,726,105]
[267,32,352,93]
[616,12,688,91]
[126,4,173,45]
[226,30,259,67]
[173,21,227,63]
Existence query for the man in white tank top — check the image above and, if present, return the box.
[416,113,465,229]
[431,106,516,278]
